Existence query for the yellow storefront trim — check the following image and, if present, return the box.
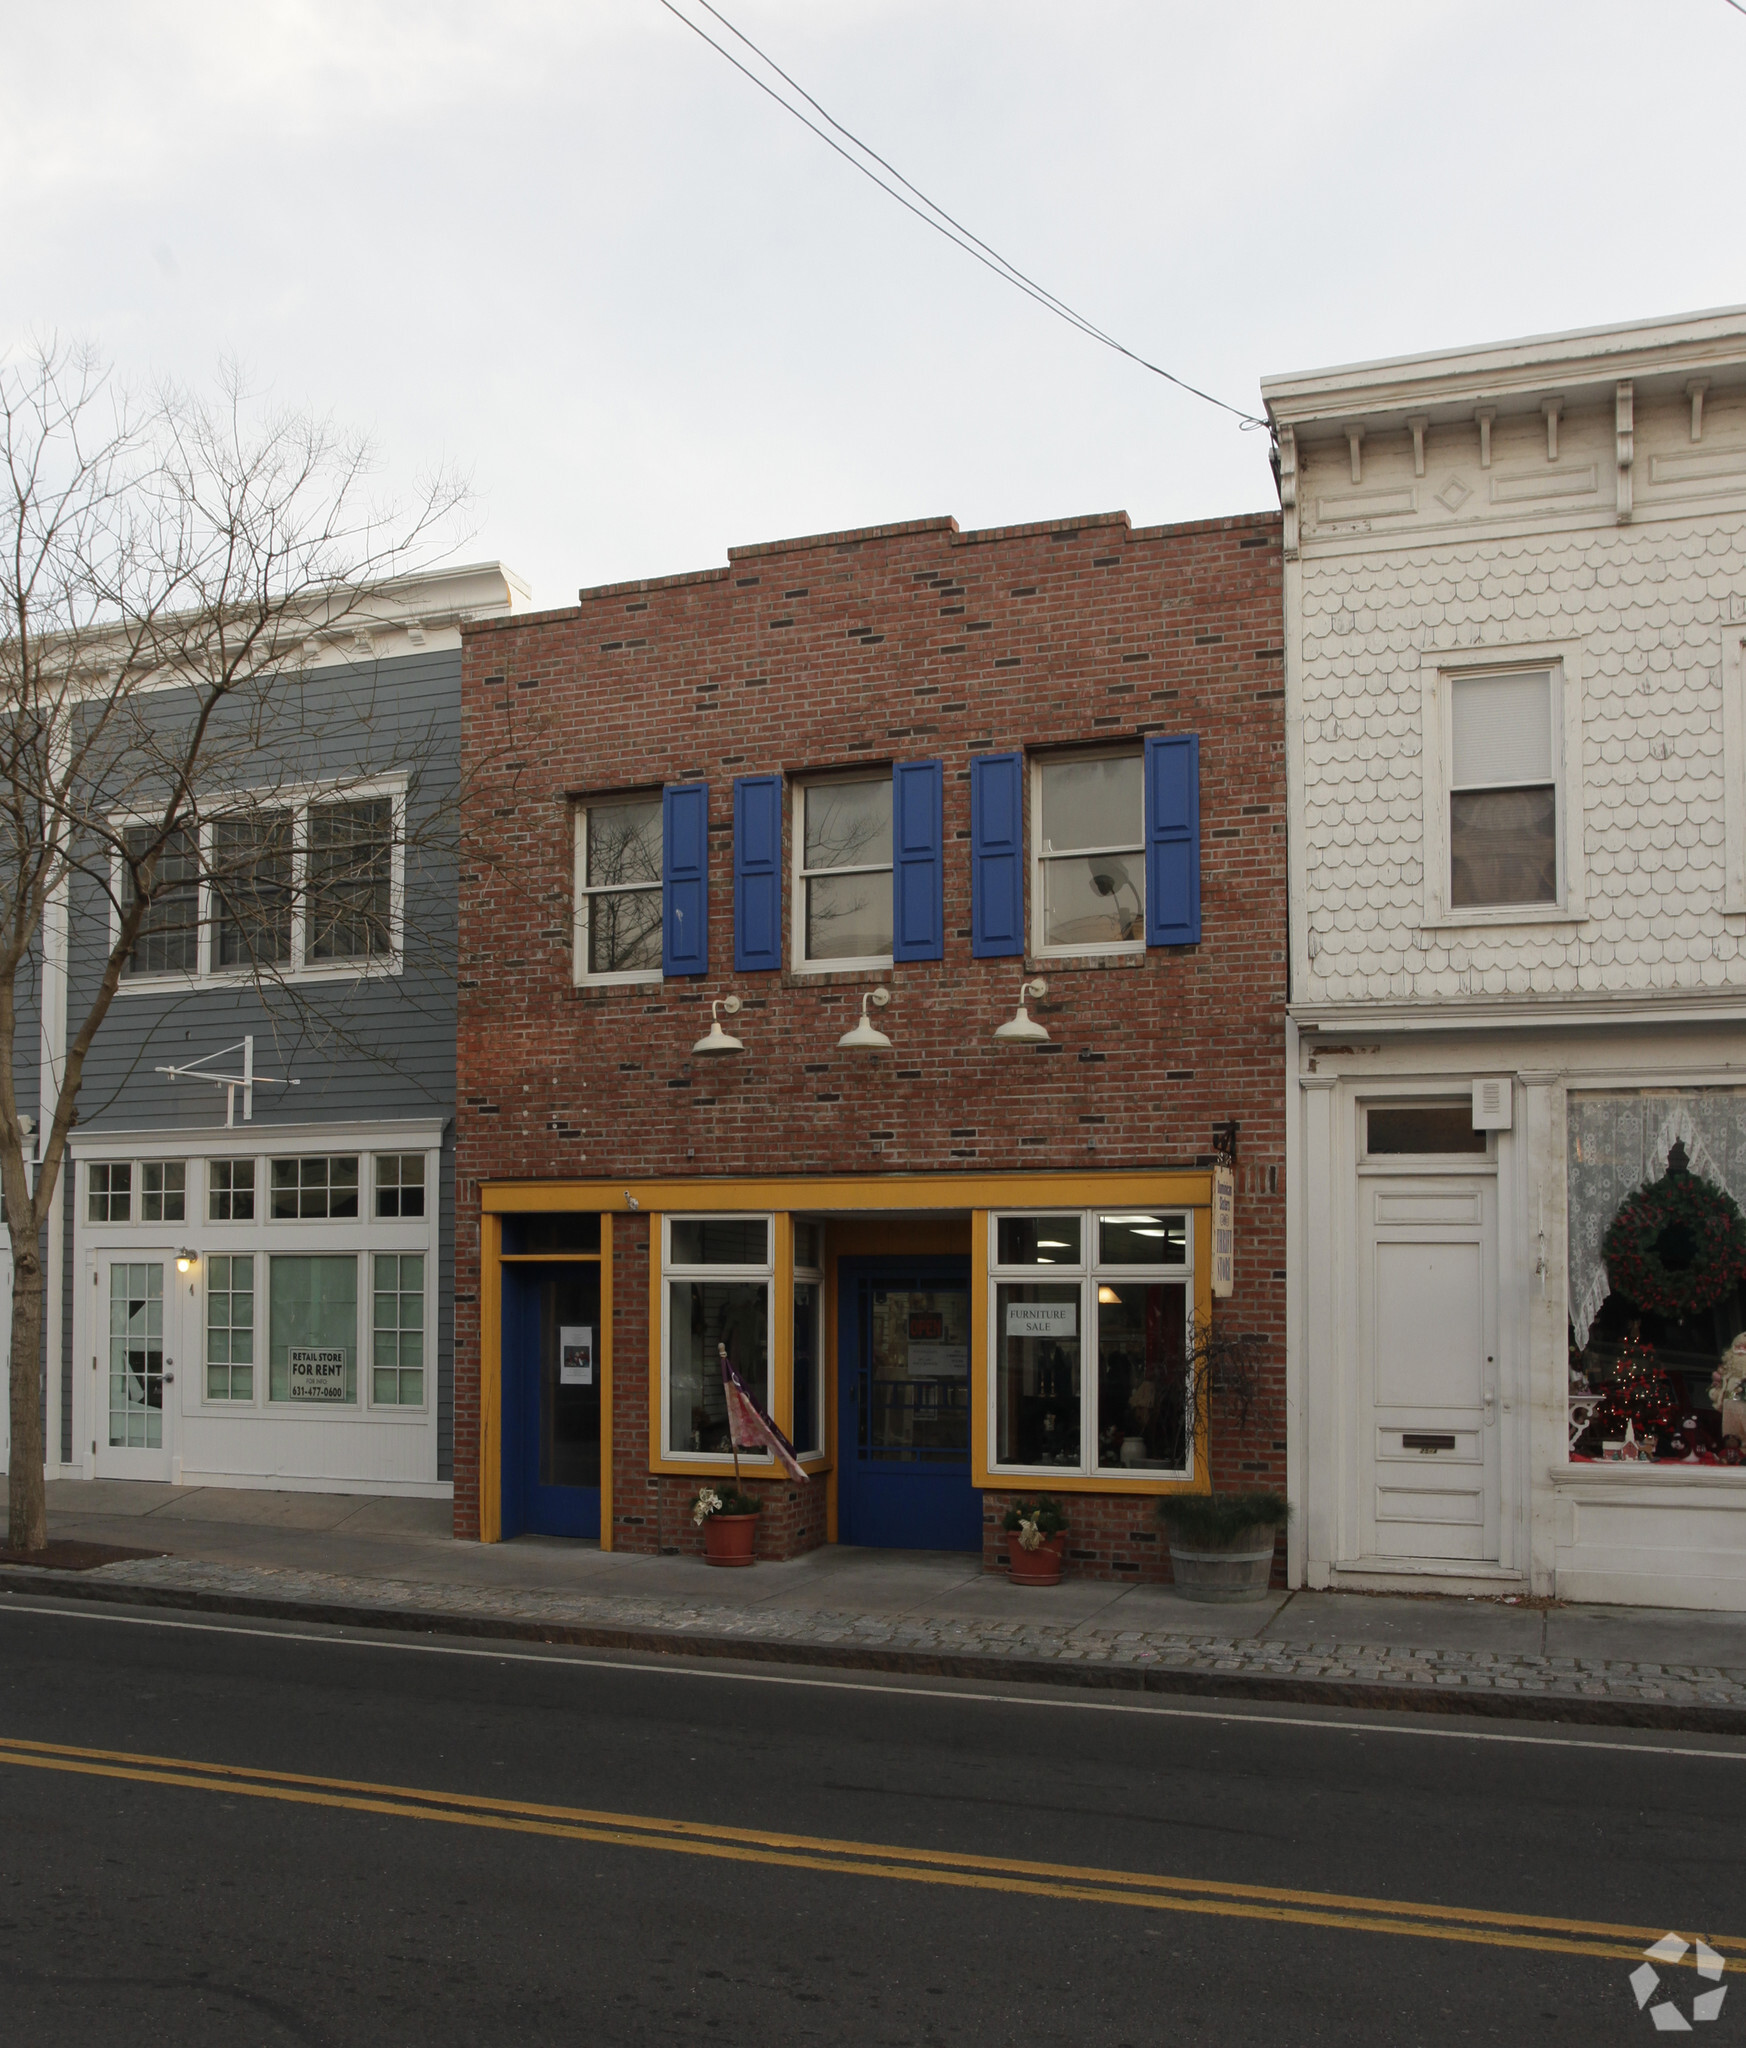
[478,1212,502,1543]
[479,1171,1209,1215]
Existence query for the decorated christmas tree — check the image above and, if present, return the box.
[1583,1326,1681,1455]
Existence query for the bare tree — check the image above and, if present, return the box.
[0,341,464,1552]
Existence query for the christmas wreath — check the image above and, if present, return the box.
[1602,1141,1746,1323]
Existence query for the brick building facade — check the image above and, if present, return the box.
[454,507,1285,1580]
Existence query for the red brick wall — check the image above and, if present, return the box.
[453,507,1286,1560]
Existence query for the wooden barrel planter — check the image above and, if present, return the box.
[1159,1492,1287,1604]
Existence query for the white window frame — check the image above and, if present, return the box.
[268,1154,363,1222]
[139,1159,187,1224]
[1723,620,1746,915]
[1029,748,1146,961]
[659,1212,776,1465]
[71,1126,439,1424]
[110,774,409,991]
[1420,645,1586,929]
[572,793,664,987]
[792,774,894,975]
[986,1206,1195,1482]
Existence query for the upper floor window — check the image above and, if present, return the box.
[209,1158,257,1221]
[140,1161,186,1223]
[573,797,663,982]
[270,1155,360,1220]
[796,777,892,967]
[1032,752,1144,954]
[122,826,200,975]
[118,784,404,986]
[1448,671,1557,909]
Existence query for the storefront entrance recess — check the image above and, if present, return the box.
[837,1258,980,1551]
[501,1262,601,1539]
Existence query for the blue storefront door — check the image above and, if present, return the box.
[501,1262,601,1539]
[837,1257,981,1551]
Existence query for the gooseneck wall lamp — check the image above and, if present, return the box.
[993,978,1051,1045]
[692,995,745,1056]
[837,987,893,1051]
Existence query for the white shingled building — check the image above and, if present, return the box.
[1264,307,1746,1608]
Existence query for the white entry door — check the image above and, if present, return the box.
[93,1254,177,1481]
[1358,1178,1500,1564]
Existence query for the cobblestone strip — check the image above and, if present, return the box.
[41,1555,1746,1712]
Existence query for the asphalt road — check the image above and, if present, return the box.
[0,1595,1741,2047]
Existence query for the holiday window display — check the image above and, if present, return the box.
[1572,1145,1746,1464]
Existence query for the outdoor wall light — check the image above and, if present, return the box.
[837,987,892,1051]
[993,977,1051,1045]
[176,1248,199,1274]
[691,996,744,1057]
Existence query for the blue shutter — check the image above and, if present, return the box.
[662,781,709,977]
[891,759,943,962]
[969,752,1024,958]
[1144,733,1200,947]
[733,775,783,972]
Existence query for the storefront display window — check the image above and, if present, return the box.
[665,1215,771,1458]
[372,1253,426,1406]
[1568,1091,1746,1464]
[269,1253,358,1403]
[991,1209,1192,1478]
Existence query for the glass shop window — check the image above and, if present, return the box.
[268,1253,358,1404]
[665,1215,772,1459]
[206,1255,255,1402]
[991,1208,1192,1479]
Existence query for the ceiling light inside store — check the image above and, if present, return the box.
[1098,1285,1122,1305]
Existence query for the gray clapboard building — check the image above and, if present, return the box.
[34,563,525,1500]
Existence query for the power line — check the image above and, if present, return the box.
[653,0,1267,430]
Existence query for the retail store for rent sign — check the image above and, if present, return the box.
[287,1348,347,1401]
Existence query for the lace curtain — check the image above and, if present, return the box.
[1568,1090,1746,1347]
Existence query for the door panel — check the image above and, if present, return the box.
[837,1258,981,1551]
[94,1255,176,1481]
[501,1262,601,1539]
[1359,1180,1499,1565]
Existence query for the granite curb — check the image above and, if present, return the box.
[9,1566,1746,1736]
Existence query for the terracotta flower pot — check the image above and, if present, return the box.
[703,1512,760,1566]
[1006,1531,1067,1586]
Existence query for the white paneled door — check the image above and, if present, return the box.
[93,1255,177,1481]
[1357,1180,1500,1565]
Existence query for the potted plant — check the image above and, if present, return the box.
[1157,1489,1289,1601]
[1002,1497,1068,1586]
[692,1485,763,1566]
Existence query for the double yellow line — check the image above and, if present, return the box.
[0,1730,1734,1968]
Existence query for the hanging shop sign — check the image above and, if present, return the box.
[1005,1301,1077,1338]
[1212,1162,1235,1298]
[560,1326,595,1386]
[287,1348,347,1401]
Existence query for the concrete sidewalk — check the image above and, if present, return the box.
[9,1477,1746,1730]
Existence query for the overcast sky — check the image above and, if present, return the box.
[3,1,1742,607]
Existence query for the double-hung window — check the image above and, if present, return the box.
[211,812,293,968]
[1448,670,1558,909]
[309,798,394,961]
[1033,752,1145,954]
[573,797,663,981]
[663,1215,773,1459]
[989,1209,1192,1478]
[795,778,893,968]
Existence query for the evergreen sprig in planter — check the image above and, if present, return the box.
[1158,1491,1288,1603]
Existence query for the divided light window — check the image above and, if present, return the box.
[1449,671,1558,908]
[797,778,892,966]
[574,797,663,980]
[206,1255,255,1401]
[141,1161,186,1223]
[270,1155,360,1220]
[375,1154,426,1218]
[209,1158,257,1221]
[122,825,200,974]
[372,1253,426,1406]
[88,1162,131,1223]
[211,812,292,968]
[308,798,393,961]
[1034,752,1144,953]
